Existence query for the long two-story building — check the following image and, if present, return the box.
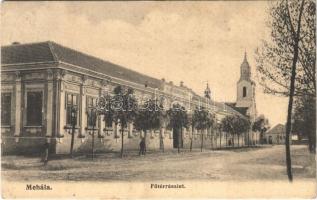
[1,41,258,155]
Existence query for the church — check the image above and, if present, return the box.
[225,52,257,121]
[1,41,258,155]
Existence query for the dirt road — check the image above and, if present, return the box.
[2,145,315,181]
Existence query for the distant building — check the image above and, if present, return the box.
[1,41,256,154]
[265,124,288,144]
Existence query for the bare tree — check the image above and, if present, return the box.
[255,0,313,181]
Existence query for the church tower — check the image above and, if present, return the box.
[204,82,211,99]
[236,52,257,120]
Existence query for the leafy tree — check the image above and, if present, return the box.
[221,115,250,148]
[255,0,313,181]
[192,107,215,152]
[221,115,236,147]
[252,115,270,144]
[236,116,251,147]
[100,86,138,158]
[167,103,189,153]
[134,99,165,154]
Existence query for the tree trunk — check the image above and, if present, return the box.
[211,130,213,150]
[245,132,247,147]
[178,127,181,153]
[232,134,235,147]
[92,126,95,160]
[308,130,316,153]
[225,132,228,148]
[248,130,250,147]
[160,128,165,153]
[219,130,222,149]
[214,129,218,149]
[200,130,203,152]
[181,127,183,149]
[260,130,264,144]
[284,0,305,182]
[144,129,147,155]
[70,124,75,158]
[190,127,193,152]
[238,134,240,147]
[121,128,124,158]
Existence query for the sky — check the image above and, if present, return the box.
[1,1,288,127]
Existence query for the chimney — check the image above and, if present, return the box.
[180,81,184,87]
[12,41,21,45]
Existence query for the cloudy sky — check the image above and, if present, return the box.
[1,1,288,126]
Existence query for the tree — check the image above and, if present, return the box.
[134,99,165,154]
[221,115,235,147]
[100,86,138,158]
[255,0,313,181]
[167,103,189,153]
[252,115,270,144]
[192,107,215,152]
[292,95,316,153]
[256,0,315,97]
[221,115,250,148]
[236,116,251,147]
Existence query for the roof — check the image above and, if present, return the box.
[196,99,248,117]
[225,102,248,116]
[1,41,162,88]
[1,41,248,118]
[267,124,285,135]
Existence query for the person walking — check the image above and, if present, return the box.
[42,142,50,165]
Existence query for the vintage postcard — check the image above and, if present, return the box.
[1,1,316,199]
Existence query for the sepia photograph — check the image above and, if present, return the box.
[0,0,316,198]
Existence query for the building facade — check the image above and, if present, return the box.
[264,124,291,145]
[1,41,256,155]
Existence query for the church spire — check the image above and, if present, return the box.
[240,51,251,81]
[244,50,247,61]
[204,82,211,99]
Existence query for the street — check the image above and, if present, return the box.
[1,145,315,182]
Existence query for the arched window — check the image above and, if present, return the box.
[243,87,247,97]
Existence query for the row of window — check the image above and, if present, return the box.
[65,94,102,128]
[1,92,103,128]
[1,92,43,126]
